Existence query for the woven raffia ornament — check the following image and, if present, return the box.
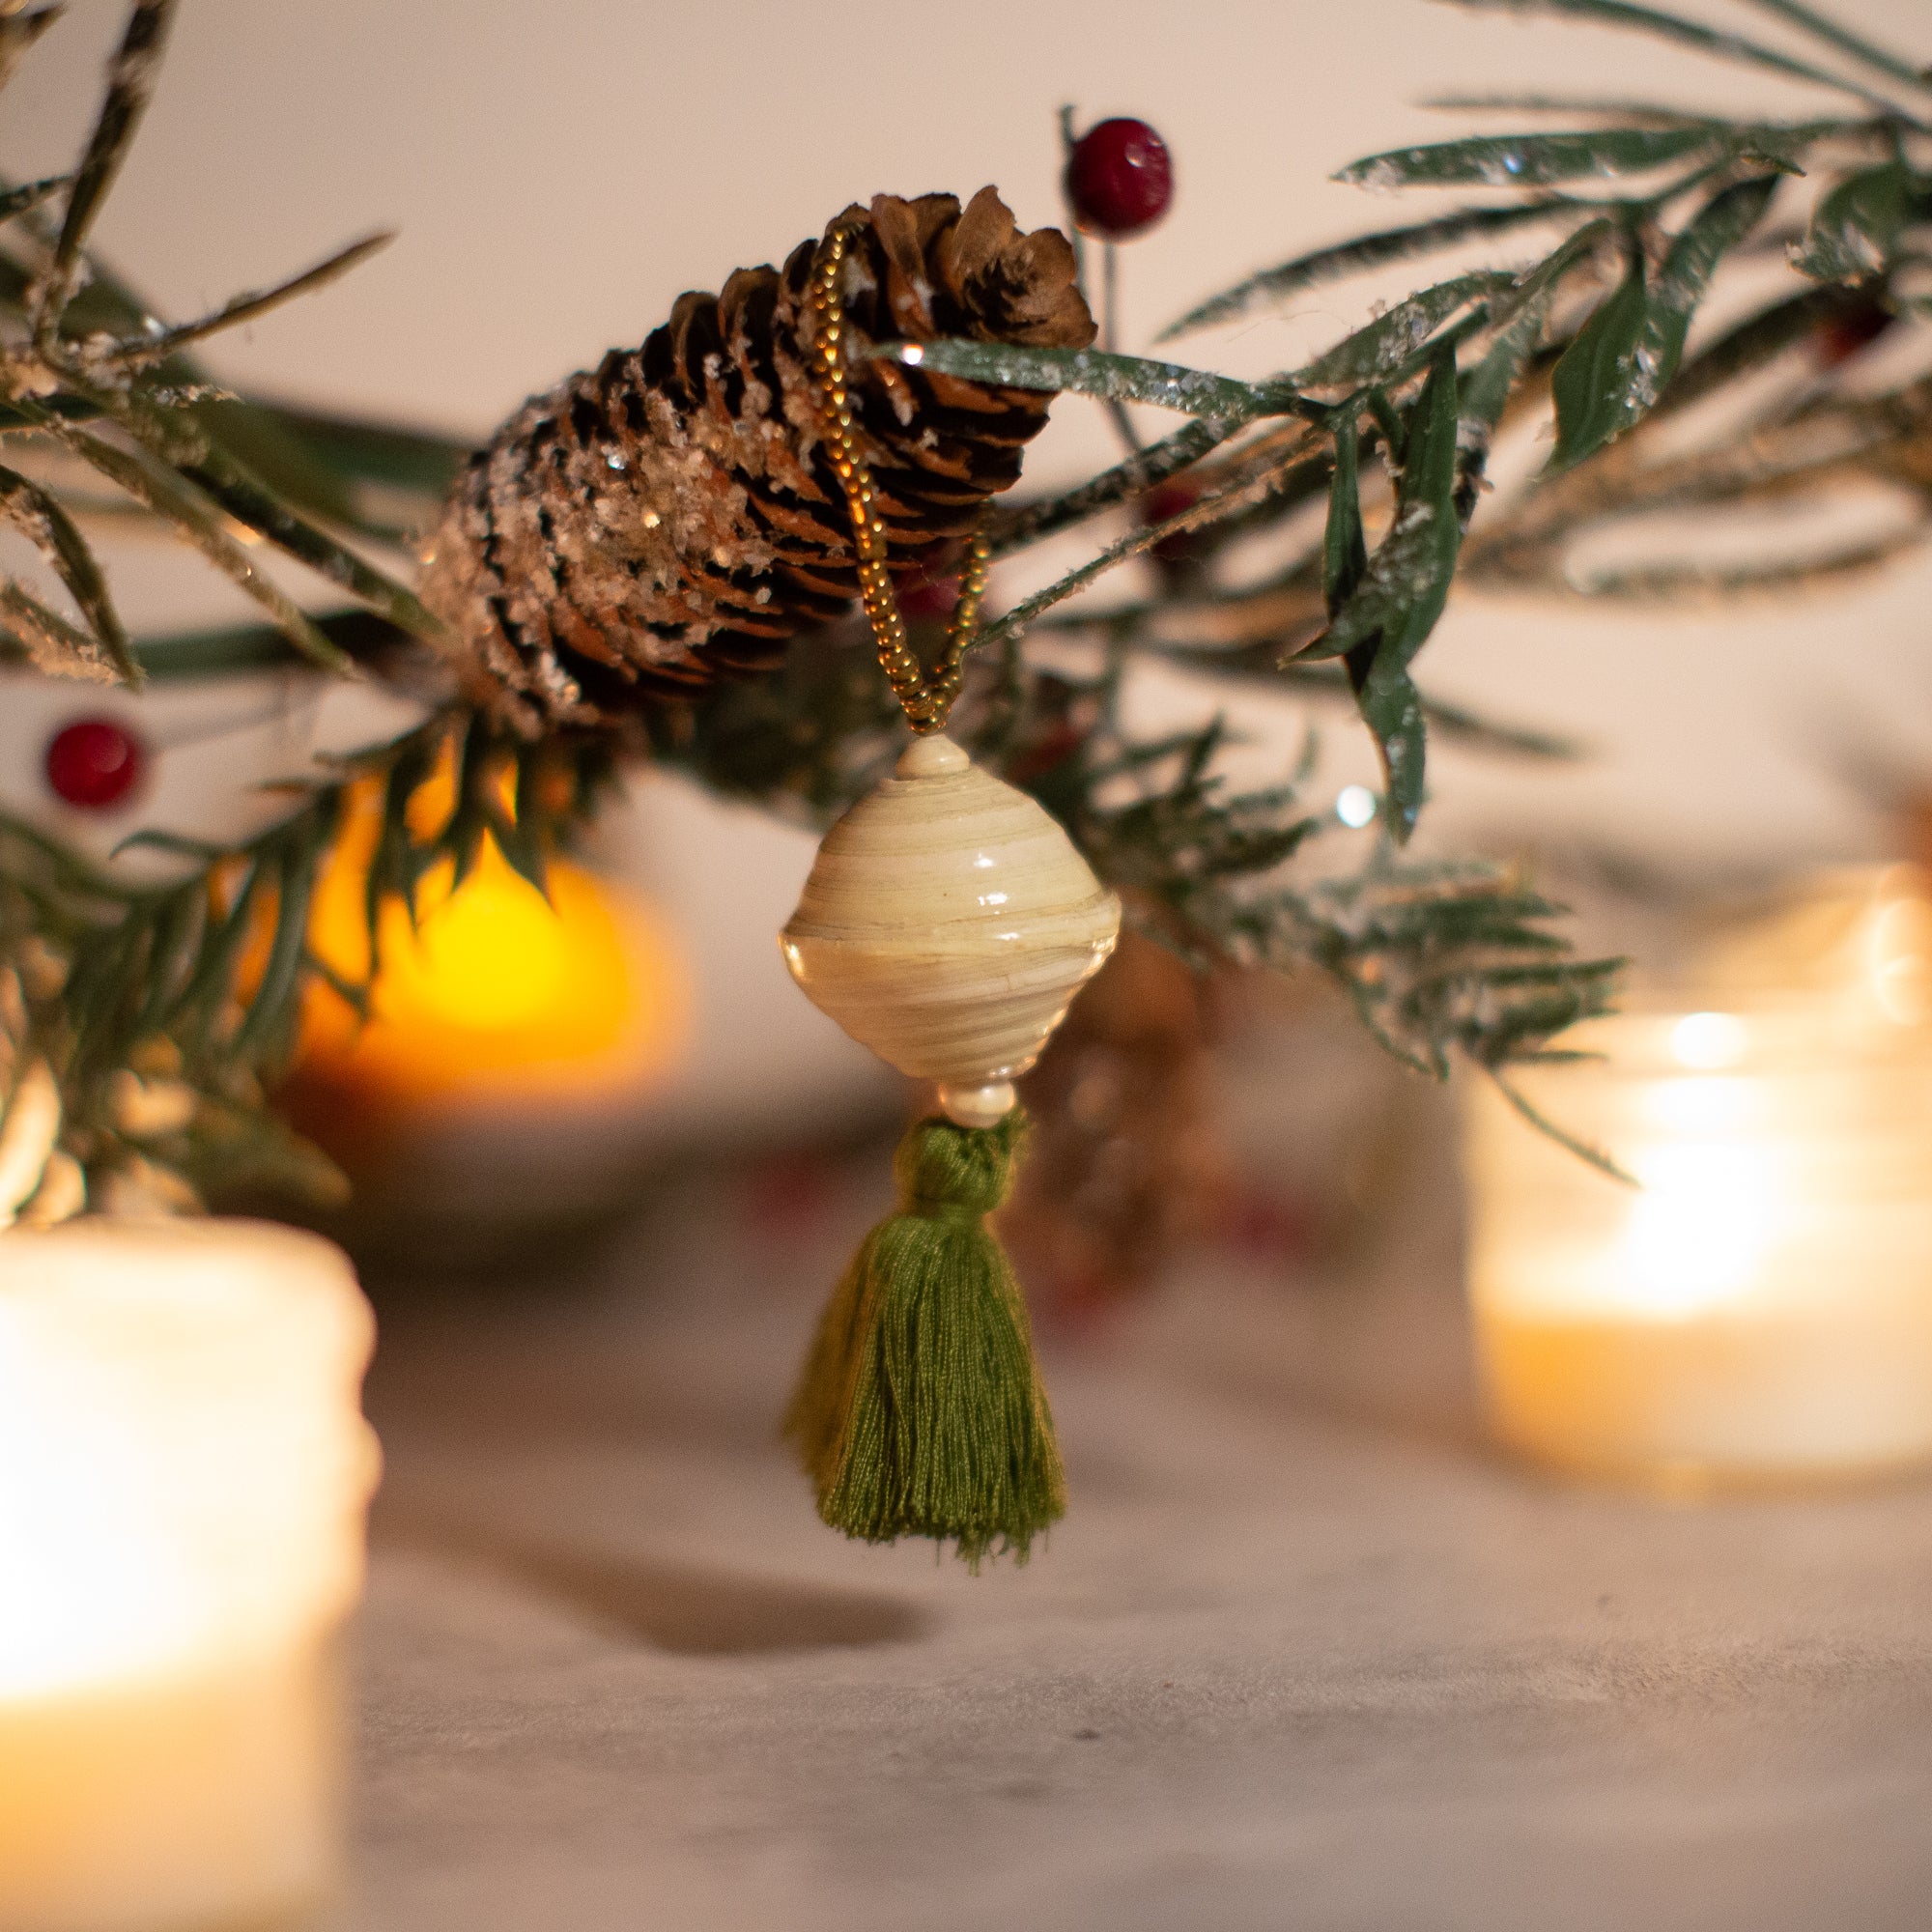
[421,189,1094,730]
[779,223,1120,1563]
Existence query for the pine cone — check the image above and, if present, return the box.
[422,188,1094,731]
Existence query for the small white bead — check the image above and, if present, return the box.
[938,1079,1016,1129]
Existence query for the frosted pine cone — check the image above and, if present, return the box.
[422,188,1094,730]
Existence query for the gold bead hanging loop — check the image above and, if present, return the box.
[807,222,988,736]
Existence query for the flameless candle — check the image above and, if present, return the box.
[1464,870,1932,1490]
[0,1218,378,1932]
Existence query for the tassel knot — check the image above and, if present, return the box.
[896,1113,1018,1215]
[907,1197,985,1226]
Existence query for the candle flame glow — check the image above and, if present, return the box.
[1466,868,1932,1485]
[1670,1010,1747,1070]
[1867,895,1932,1025]
[0,1319,197,1693]
[0,1223,376,1701]
[1612,1139,1780,1318]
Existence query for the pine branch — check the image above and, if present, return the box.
[37,0,179,335]
[104,231,394,370]
[0,702,616,1207]
[9,0,1932,1197]
[0,461,136,681]
[1434,0,1932,126]
[1160,201,1587,341]
[1736,0,1932,95]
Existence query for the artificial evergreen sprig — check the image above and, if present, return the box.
[6,0,1932,1211]
[0,698,616,1217]
[639,612,1619,1100]
[0,0,450,685]
[940,0,1932,813]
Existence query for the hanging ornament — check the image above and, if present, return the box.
[779,223,1122,1565]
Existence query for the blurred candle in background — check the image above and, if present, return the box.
[294,772,689,1120]
[1463,868,1932,1491]
[279,771,691,1253]
[0,1219,378,1932]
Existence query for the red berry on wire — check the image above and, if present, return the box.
[1813,297,1893,368]
[45,717,147,809]
[1065,118,1173,241]
[895,552,964,621]
[896,574,961,622]
[1144,481,1205,566]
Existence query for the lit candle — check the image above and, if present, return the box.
[292,766,688,1120]
[296,834,687,1114]
[1465,871,1932,1489]
[0,1217,378,1932]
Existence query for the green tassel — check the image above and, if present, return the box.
[784,1109,1065,1567]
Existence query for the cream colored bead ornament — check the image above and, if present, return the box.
[781,733,1121,1126]
[774,220,1122,1564]
[778,740,1120,1560]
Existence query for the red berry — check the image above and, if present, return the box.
[895,571,960,621]
[1144,481,1205,566]
[1814,298,1893,368]
[1065,118,1173,241]
[45,717,147,810]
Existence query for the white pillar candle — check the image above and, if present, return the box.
[0,1218,379,1932]
[1464,1002,1932,1490]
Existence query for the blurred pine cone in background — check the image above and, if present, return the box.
[1006,926,1235,1310]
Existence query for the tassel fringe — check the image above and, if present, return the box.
[784,1111,1065,1567]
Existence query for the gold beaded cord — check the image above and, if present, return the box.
[807,221,991,737]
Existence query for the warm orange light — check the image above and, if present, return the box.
[1464,870,1932,1490]
[295,777,688,1111]
[0,1218,376,1932]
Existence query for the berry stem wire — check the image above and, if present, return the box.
[1100,242,1145,458]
